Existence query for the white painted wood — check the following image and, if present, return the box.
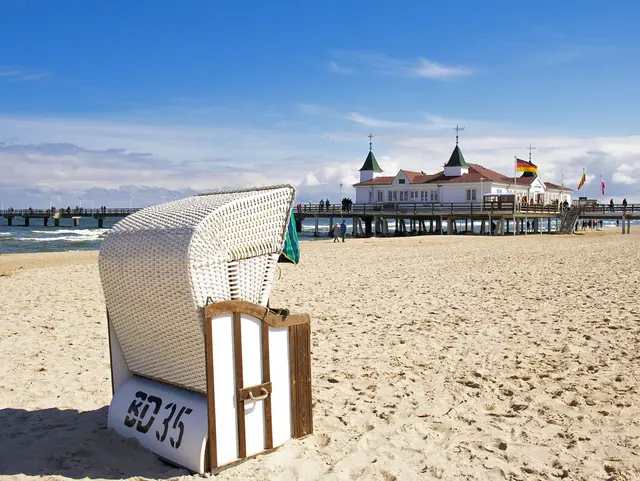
[108,320,132,394]
[211,313,239,466]
[108,376,208,474]
[241,314,266,457]
[269,326,292,446]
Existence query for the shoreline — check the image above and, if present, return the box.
[0,227,631,269]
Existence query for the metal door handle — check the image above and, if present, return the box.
[247,388,269,402]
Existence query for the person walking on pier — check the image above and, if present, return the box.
[325,199,331,212]
[340,220,347,242]
[622,198,628,212]
[332,223,341,243]
[610,199,615,212]
[319,199,324,212]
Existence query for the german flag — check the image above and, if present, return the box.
[577,168,586,190]
[516,158,538,173]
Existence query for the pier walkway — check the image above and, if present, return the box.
[0,208,140,228]
[294,202,639,236]
[1,202,637,235]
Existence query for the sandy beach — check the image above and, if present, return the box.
[1,231,639,481]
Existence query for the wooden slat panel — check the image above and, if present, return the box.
[261,325,274,449]
[233,312,246,459]
[291,323,313,438]
[288,326,298,438]
[203,311,218,470]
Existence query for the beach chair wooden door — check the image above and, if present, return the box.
[203,301,312,471]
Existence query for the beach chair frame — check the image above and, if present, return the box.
[100,185,313,473]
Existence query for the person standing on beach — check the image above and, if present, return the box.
[340,220,347,242]
[332,223,341,243]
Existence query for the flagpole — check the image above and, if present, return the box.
[514,156,517,236]
[514,156,517,196]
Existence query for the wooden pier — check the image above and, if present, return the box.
[1,202,637,235]
[294,202,639,237]
[0,208,141,228]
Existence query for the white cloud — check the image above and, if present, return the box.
[1,111,640,207]
[328,61,352,75]
[613,172,635,185]
[413,59,473,78]
[345,113,411,128]
[330,52,473,79]
[303,173,320,186]
[296,103,335,116]
[0,67,48,81]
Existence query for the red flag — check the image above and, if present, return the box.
[601,176,606,196]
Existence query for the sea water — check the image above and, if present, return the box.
[0,216,350,254]
[0,215,631,255]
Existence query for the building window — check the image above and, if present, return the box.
[393,191,397,201]
[420,191,425,201]
[399,179,405,184]
[466,189,477,201]
[434,190,439,201]
[369,191,373,202]
[430,191,434,201]
[388,191,393,202]
[377,191,383,202]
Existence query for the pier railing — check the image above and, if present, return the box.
[295,202,638,216]
[0,208,142,217]
[1,203,637,219]
[296,202,560,215]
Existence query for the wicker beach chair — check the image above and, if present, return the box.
[99,185,313,473]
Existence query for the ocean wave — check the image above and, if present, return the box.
[19,234,104,242]
[0,232,12,237]
[30,229,109,235]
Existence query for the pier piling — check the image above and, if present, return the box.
[364,218,372,236]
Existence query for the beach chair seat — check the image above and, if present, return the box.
[99,185,313,473]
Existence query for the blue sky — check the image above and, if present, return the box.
[1,0,639,207]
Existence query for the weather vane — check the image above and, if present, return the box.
[454,125,465,145]
[527,144,537,163]
[368,133,374,152]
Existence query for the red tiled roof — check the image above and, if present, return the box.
[415,164,514,185]
[352,176,394,187]
[545,182,573,192]
[400,170,423,183]
[354,165,560,189]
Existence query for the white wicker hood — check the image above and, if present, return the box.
[98,184,296,393]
